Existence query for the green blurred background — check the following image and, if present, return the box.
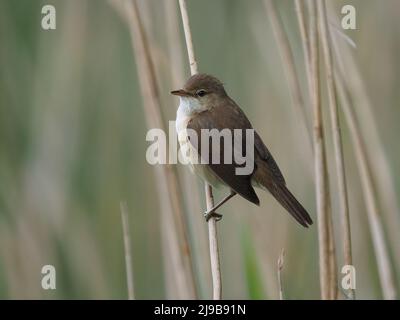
[0,0,399,299]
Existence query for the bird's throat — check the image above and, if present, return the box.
[177,96,206,117]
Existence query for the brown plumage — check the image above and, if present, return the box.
[172,74,313,228]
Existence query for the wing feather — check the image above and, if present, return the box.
[187,100,259,205]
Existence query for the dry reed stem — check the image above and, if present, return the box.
[111,0,197,299]
[164,0,211,298]
[331,33,397,300]
[178,0,198,75]
[334,72,396,300]
[307,0,333,300]
[294,0,338,300]
[268,0,337,298]
[178,0,222,300]
[317,0,352,299]
[295,0,310,67]
[325,195,338,300]
[120,201,135,300]
[164,0,186,87]
[277,248,285,300]
[264,0,313,150]
[327,0,400,286]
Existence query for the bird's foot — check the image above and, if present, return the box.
[204,210,223,222]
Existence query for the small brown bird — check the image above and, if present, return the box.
[171,74,313,227]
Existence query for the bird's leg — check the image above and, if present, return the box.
[204,191,237,221]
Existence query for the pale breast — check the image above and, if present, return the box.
[175,98,223,188]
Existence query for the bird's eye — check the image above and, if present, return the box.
[196,89,207,97]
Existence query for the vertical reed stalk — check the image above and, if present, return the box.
[326,7,400,273]
[264,0,313,150]
[327,212,338,299]
[110,0,197,299]
[295,0,310,67]
[328,1,400,296]
[331,31,397,300]
[178,0,222,300]
[164,0,211,298]
[317,0,352,299]
[293,0,338,300]
[267,0,339,299]
[120,201,135,300]
[307,0,333,300]
[277,249,285,300]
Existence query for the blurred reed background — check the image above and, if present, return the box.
[0,0,399,299]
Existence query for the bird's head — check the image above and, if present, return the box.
[171,74,227,113]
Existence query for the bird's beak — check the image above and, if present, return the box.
[170,89,191,97]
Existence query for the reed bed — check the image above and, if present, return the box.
[0,0,398,300]
[177,0,222,300]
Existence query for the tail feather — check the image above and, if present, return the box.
[268,183,313,228]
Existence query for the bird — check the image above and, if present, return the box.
[171,73,313,228]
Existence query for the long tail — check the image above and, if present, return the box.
[268,183,313,228]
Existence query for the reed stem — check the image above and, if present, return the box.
[120,201,135,300]
[110,0,197,299]
[332,34,397,300]
[317,0,353,299]
[178,0,222,300]
[264,0,312,150]
[307,0,333,300]
[277,249,285,300]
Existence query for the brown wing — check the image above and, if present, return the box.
[225,97,286,184]
[187,99,259,205]
[254,131,286,184]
